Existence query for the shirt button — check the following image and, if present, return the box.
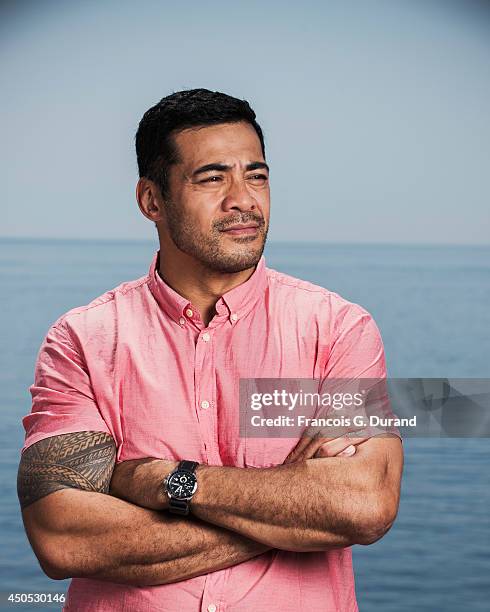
[207,605,217,612]
[185,308,193,318]
[200,400,210,410]
[179,317,186,325]
[202,332,210,342]
[231,313,238,322]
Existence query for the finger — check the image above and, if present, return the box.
[284,434,323,464]
[284,427,368,464]
[314,436,369,458]
[285,435,341,463]
[338,445,356,457]
[314,437,355,458]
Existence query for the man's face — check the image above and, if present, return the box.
[160,121,270,273]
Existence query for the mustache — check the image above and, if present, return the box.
[214,213,265,231]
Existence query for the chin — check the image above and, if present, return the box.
[204,247,264,274]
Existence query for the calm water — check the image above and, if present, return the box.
[1,238,489,611]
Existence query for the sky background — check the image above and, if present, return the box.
[1,0,489,245]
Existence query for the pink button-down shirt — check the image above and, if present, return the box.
[23,250,399,612]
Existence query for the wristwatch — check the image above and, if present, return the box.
[163,460,199,515]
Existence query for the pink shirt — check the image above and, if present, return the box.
[23,250,400,612]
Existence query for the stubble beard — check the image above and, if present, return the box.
[164,201,268,273]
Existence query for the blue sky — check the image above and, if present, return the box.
[2,0,489,244]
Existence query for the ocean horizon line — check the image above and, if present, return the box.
[1,236,489,249]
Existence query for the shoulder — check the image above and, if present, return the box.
[50,273,151,338]
[265,264,375,331]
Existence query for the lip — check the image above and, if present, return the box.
[221,224,260,235]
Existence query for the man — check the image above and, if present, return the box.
[18,88,403,611]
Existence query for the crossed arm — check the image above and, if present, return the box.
[18,432,269,586]
[18,431,403,586]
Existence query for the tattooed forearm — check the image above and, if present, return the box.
[17,431,116,509]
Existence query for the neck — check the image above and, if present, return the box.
[157,243,257,327]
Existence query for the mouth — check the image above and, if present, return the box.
[221,223,259,236]
[220,223,260,236]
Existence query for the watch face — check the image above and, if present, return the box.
[166,471,197,500]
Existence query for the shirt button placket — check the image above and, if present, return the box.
[196,327,224,610]
[200,591,220,612]
[194,328,217,465]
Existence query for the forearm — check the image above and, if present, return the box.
[131,456,383,552]
[191,458,381,551]
[109,441,401,554]
[23,490,269,586]
[191,437,402,552]
[91,523,269,586]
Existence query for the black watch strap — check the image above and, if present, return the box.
[178,460,198,473]
[168,497,191,515]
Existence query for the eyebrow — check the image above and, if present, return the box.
[191,161,270,178]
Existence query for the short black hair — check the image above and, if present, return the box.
[135,88,266,198]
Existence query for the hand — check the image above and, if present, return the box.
[283,431,370,464]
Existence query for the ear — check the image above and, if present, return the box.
[136,177,165,223]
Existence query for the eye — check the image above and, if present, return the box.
[247,174,268,183]
[200,176,223,183]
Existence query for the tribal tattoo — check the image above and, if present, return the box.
[17,431,117,509]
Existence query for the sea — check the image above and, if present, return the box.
[1,238,489,611]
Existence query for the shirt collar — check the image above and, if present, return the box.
[148,250,268,326]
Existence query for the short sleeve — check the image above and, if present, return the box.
[21,321,111,452]
[324,305,387,379]
[320,304,402,441]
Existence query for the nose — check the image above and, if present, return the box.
[221,177,256,212]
